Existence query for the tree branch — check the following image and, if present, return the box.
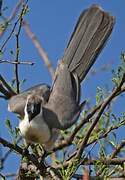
[0,59,34,65]
[14,0,28,93]
[22,20,55,80]
[86,119,125,147]
[110,140,125,159]
[0,74,16,98]
[0,137,46,175]
[76,74,125,159]
[0,0,24,37]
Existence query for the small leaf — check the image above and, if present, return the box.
[15,127,20,138]
[96,86,103,105]
[5,119,12,132]
[108,140,116,148]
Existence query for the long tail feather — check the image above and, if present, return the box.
[63,5,115,82]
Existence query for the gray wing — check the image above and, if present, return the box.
[8,84,50,118]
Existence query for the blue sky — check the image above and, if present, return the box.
[0,0,125,176]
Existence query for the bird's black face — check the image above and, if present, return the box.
[26,102,41,122]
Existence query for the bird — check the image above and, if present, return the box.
[8,5,115,150]
[19,94,59,150]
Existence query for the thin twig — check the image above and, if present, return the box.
[14,0,28,93]
[76,74,125,159]
[110,140,125,159]
[0,1,27,51]
[0,83,10,98]
[23,20,55,80]
[8,0,25,22]
[87,119,125,147]
[0,21,18,51]
[0,137,46,175]
[0,173,5,179]
[1,137,22,169]
[56,157,125,170]
[0,95,6,99]
[0,0,24,37]
[0,59,34,65]
[84,157,125,166]
[0,74,16,96]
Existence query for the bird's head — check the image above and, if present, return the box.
[24,94,43,122]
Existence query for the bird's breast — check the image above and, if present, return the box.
[19,115,51,144]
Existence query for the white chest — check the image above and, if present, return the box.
[19,115,51,144]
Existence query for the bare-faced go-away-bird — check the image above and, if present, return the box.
[8,5,115,150]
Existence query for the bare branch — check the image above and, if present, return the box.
[0,59,34,65]
[23,20,55,80]
[0,21,18,51]
[14,0,28,93]
[0,0,24,37]
[8,0,25,22]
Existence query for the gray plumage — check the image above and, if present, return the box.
[8,5,115,149]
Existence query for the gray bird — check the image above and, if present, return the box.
[8,5,115,150]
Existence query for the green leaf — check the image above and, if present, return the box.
[5,119,13,134]
[108,140,116,148]
[96,86,103,105]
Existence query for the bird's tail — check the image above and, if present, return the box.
[62,5,115,82]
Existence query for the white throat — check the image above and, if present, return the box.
[19,97,51,145]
